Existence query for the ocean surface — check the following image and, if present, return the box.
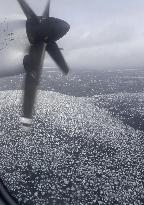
[0,68,144,205]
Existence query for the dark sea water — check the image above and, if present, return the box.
[0,68,144,205]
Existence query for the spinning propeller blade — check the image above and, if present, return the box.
[17,0,38,21]
[17,0,70,130]
[46,42,69,74]
[21,43,46,130]
[43,0,51,18]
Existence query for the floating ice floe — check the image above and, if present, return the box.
[0,90,143,205]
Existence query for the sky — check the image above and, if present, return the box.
[1,0,144,70]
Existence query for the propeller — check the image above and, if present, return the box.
[43,0,51,18]
[17,0,70,130]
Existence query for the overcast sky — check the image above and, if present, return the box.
[1,0,144,70]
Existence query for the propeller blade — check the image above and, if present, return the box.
[43,0,51,18]
[17,0,38,21]
[46,42,69,74]
[21,43,46,129]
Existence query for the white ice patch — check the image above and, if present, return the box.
[0,90,143,205]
